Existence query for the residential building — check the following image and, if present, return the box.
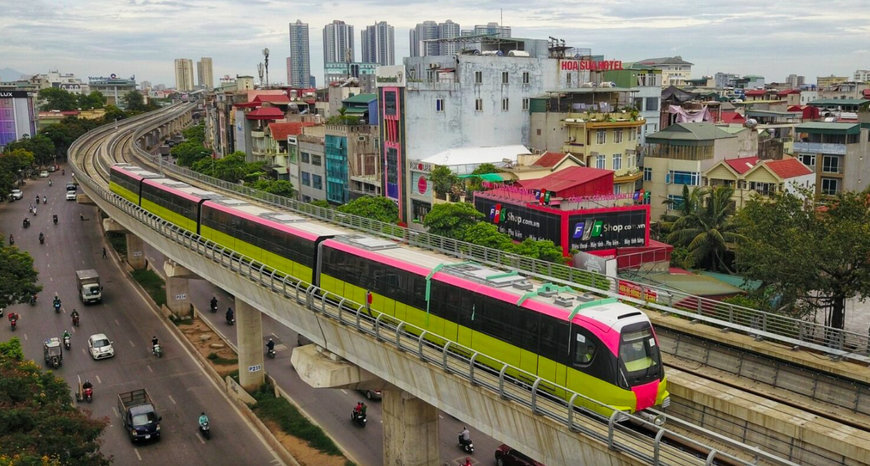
[817,81,870,100]
[88,75,137,108]
[264,121,318,179]
[642,122,751,221]
[323,20,354,68]
[704,156,814,210]
[0,90,37,151]
[29,70,89,95]
[291,131,328,203]
[472,22,510,38]
[197,57,214,89]
[361,21,395,66]
[288,20,311,88]
[604,64,663,143]
[714,72,740,89]
[324,62,378,87]
[855,70,870,83]
[786,74,805,88]
[323,93,379,204]
[174,59,194,91]
[410,20,461,57]
[793,121,870,195]
[634,56,693,87]
[817,75,848,89]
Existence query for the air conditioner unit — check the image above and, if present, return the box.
[358,135,367,141]
[428,63,440,69]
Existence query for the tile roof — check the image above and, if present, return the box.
[531,152,566,168]
[245,107,284,120]
[744,89,767,96]
[268,121,317,141]
[764,157,812,179]
[343,93,377,103]
[518,166,613,192]
[253,94,291,104]
[718,111,746,124]
[646,122,736,142]
[725,157,759,174]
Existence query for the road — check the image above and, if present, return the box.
[0,171,281,466]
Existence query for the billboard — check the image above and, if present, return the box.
[568,208,647,251]
[474,197,562,245]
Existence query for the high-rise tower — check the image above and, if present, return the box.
[288,20,311,88]
[361,21,395,66]
[323,20,354,65]
[174,58,194,91]
[196,57,213,89]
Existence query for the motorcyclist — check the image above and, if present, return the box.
[152,336,159,349]
[266,338,275,352]
[71,309,80,326]
[42,195,47,204]
[199,412,209,426]
[53,295,61,309]
[210,296,218,311]
[63,329,71,340]
[82,379,93,390]
[460,426,471,444]
[354,402,364,418]
[48,179,52,186]
[226,307,234,324]
[35,195,40,204]
[53,214,58,224]
[8,312,18,323]
[23,218,29,228]
[39,232,45,244]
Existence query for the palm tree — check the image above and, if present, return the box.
[665,185,742,272]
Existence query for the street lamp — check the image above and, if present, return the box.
[263,48,270,88]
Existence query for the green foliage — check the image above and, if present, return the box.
[0,243,41,308]
[182,124,205,145]
[174,141,212,167]
[39,118,102,159]
[37,88,78,111]
[0,149,34,196]
[122,90,151,112]
[735,190,870,328]
[191,152,265,183]
[0,339,111,465]
[428,165,460,200]
[509,238,565,263]
[3,135,55,166]
[130,268,166,307]
[309,200,331,209]
[423,202,484,238]
[471,163,499,175]
[460,222,513,250]
[665,185,741,272]
[102,105,127,123]
[247,179,296,198]
[337,196,398,223]
[251,384,343,456]
[206,353,238,365]
[77,91,105,110]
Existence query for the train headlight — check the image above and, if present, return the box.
[661,396,671,408]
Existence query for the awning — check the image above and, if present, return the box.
[459,173,507,182]
[343,107,368,114]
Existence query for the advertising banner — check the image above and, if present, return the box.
[568,208,647,251]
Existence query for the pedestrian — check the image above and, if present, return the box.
[102,246,107,258]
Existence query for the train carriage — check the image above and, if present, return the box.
[140,178,220,233]
[109,164,163,205]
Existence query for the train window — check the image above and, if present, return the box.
[573,331,596,366]
[619,325,660,381]
[539,318,568,362]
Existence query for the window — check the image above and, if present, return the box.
[596,130,606,144]
[436,99,445,112]
[667,194,684,211]
[301,172,310,186]
[633,97,644,111]
[502,71,509,84]
[522,98,530,110]
[613,154,622,170]
[311,155,322,166]
[629,128,636,141]
[596,154,605,169]
[667,170,700,185]
[475,98,483,112]
[614,129,623,143]
[383,91,397,116]
[301,152,310,163]
[522,72,530,84]
[627,152,636,168]
[822,155,840,173]
[821,178,840,195]
[566,74,572,86]
[645,97,659,111]
[646,123,657,134]
[501,98,509,111]
[643,167,652,181]
[312,174,323,189]
[474,71,482,84]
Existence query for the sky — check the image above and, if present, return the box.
[2,0,870,88]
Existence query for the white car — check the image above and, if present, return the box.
[87,333,115,360]
[39,170,49,178]
[65,190,77,201]
[10,189,23,201]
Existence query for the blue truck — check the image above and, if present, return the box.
[118,389,161,442]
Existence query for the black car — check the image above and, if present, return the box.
[495,444,544,466]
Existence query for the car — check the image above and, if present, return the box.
[10,189,23,201]
[65,190,77,201]
[495,444,544,466]
[87,333,115,360]
[358,389,382,401]
[39,170,49,178]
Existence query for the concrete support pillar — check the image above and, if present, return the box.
[125,233,146,269]
[236,298,265,391]
[164,277,190,317]
[382,390,439,466]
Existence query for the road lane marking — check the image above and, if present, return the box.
[134,448,142,461]
[96,375,102,384]
[168,395,177,405]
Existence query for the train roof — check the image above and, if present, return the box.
[205,197,349,238]
[111,163,162,180]
[325,235,646,329]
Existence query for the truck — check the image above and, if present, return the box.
[76,269,102,304]
[117,389,161,442]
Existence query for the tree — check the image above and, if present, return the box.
[37,88,77,111]
[122,90,147,112]
[309,200,331,209]
[191,152,265,183]
[174,141,211,167]
[0,149,34,199]
[4,134,55,166]
[735,190,870,330]
[102,105,127,123]
[460,222,513,250]
[337,196,398,224]
[423,202,484,238]
[665,185,741,272]
[182,124,205,145]
[248,179,296,198]
[428,166,460,200]
[77,91,105,110]
[0,239,41,307]
[510,238,565,263]
[0,339,110,465]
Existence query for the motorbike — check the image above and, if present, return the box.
[39,233,45,245]
[53,299,61,313]
[210,299,218,313]
[29,294,37,306]
[226,309,234,325]
[152,343,163,358]
[42,196,46,204]
[23,218,30,228]
[82,385,93,402]
[351,409,367,427]
[72,313,79,327]
[458,433,474,454]
[10,317,17,331]
[63,335,71,350]
[53,214,58,225]
[266,345,276,359]
[198,418,211,439]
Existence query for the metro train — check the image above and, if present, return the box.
[110,163,669,418]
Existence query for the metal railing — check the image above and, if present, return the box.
[121,122,869,367]
[75,164,795,465]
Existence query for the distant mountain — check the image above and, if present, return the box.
[0,67,29,81]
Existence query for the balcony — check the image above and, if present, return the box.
[793,141,846,155]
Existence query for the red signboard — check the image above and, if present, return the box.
[561,60,623,71]
[618,280,658,302]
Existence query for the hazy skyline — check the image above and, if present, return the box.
[3,1,869,88]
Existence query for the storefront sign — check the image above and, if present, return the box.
[561,60,623,71]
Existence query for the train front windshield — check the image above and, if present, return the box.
[618,324,662,385]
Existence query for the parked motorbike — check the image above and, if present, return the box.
[351,409,367,427]
[458,432,474,454]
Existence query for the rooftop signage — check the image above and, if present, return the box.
[561,60,623,71]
